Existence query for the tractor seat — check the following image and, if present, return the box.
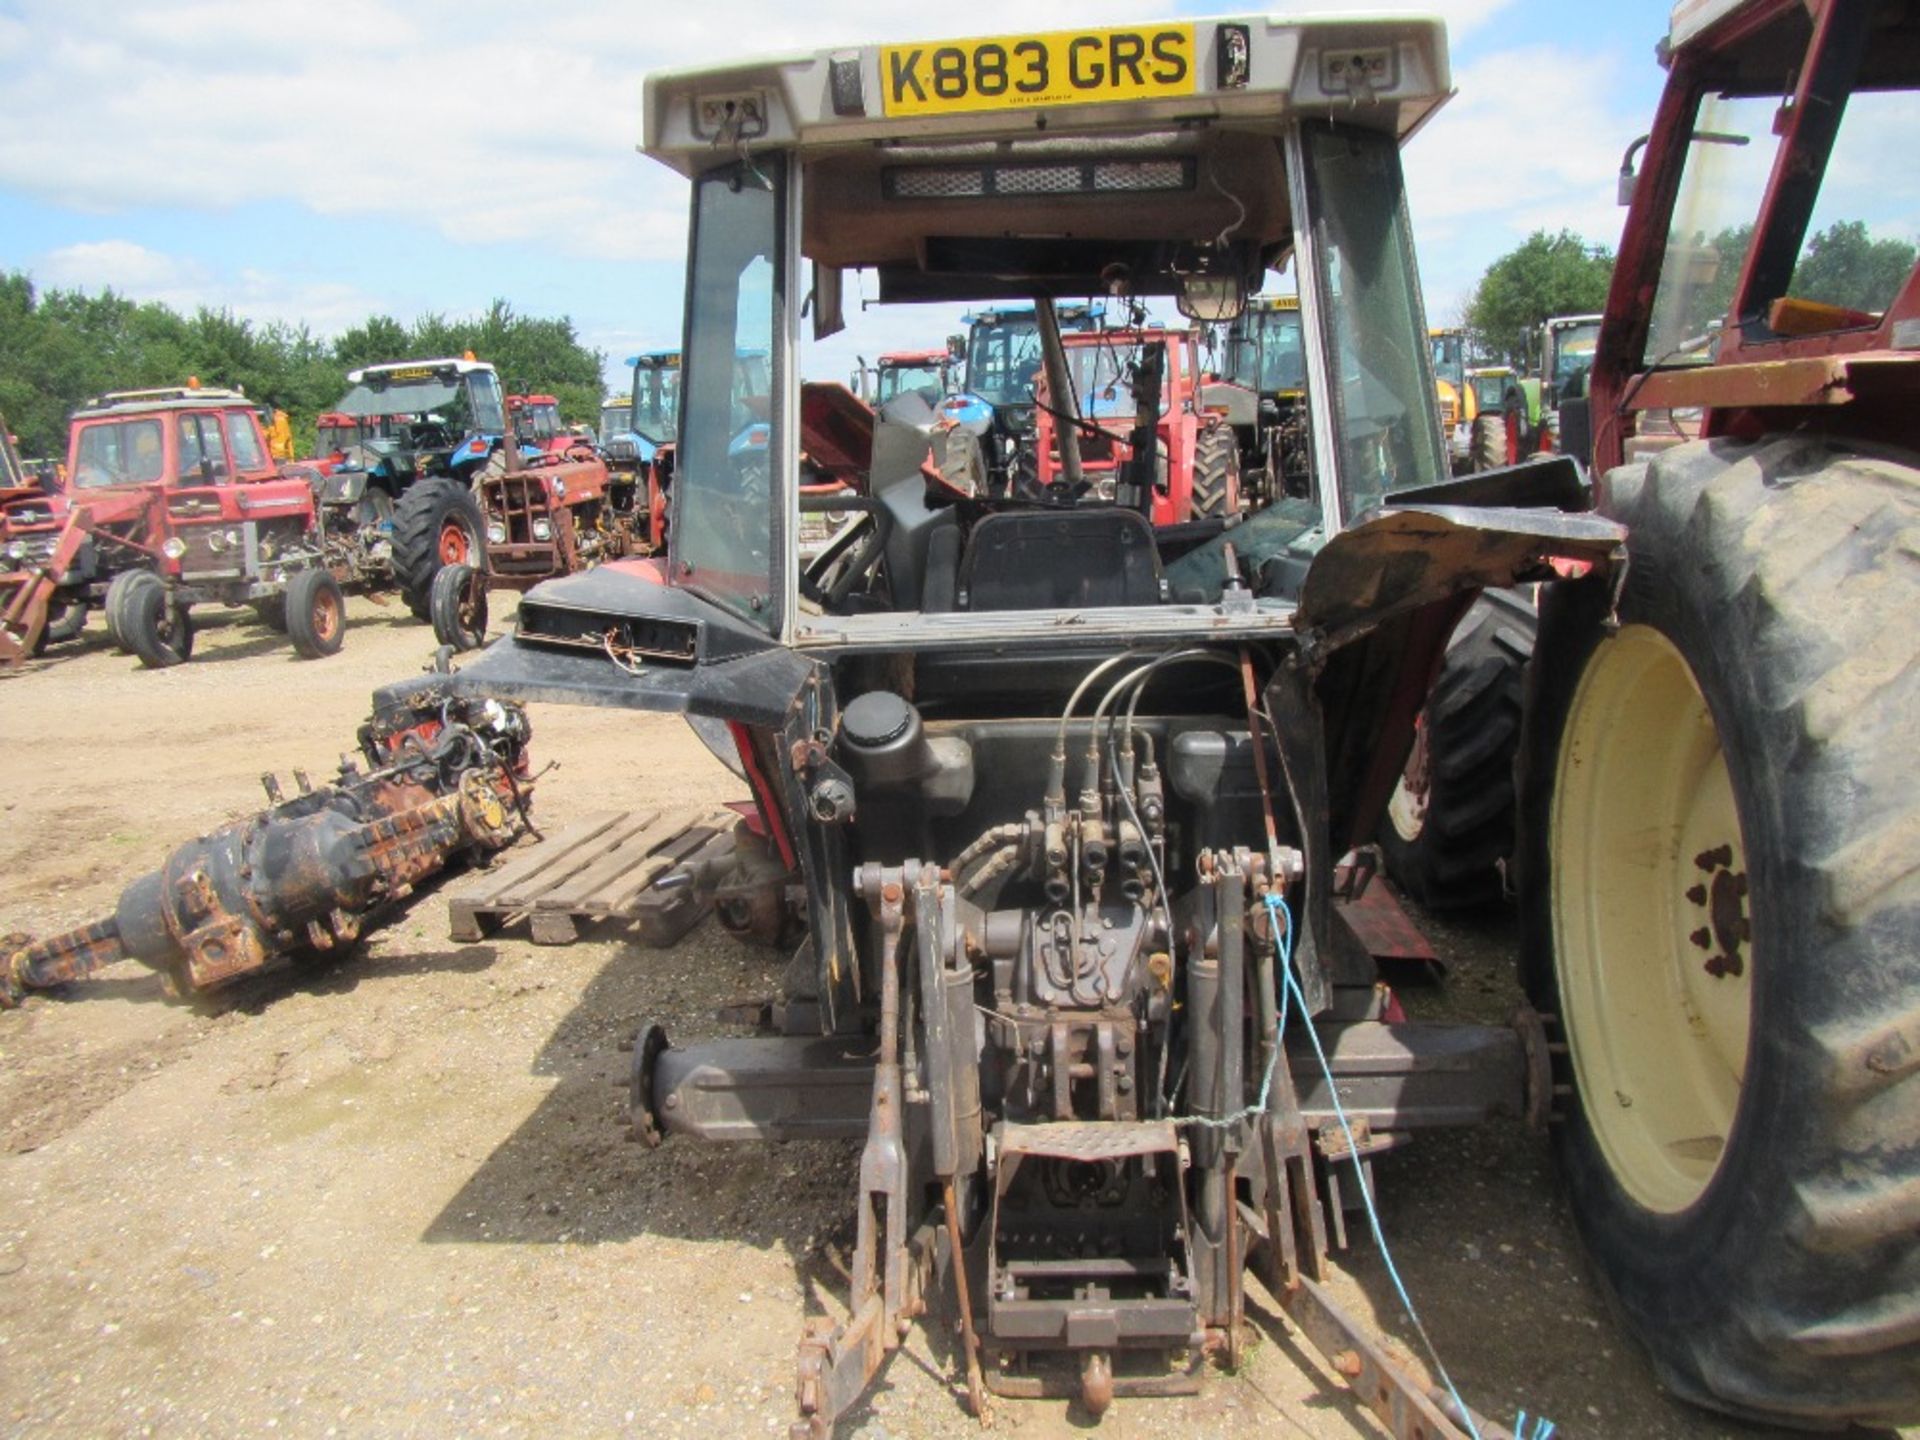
[956,508,1165,611]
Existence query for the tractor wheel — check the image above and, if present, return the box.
[285,569,346,659]
[1517,437,1920,1428]
[1380,589,1535,910]
[103,569,146,653]
[252,595,288,632]
[429,562,488,652]
[115,570,194,668]
[1189,424,1241,519]
[392,477,487,620]
[30,596,87,656]
[1467,413,1508,472]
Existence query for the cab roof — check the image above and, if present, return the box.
[76,386,256,417]
[641,14,1451,171]
[346,357,496,384]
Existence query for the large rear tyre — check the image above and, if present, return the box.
[285,568,346,659]
[1189,423,1241,519]
[1518,437,1920,1428]
[429,562,488,652]
[1380,589,1535,910]
[114,570,193,668]
[1467,413,1508,473]
[391,477,486,620]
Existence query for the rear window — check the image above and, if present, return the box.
[73,420,164,488]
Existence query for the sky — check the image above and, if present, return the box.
[0,1,1687,395]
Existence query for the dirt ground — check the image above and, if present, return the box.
[0,596,1903,1440]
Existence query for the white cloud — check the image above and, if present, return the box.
[1402,44,1645,315]
[31,240,390,334]
[0,0,1223,265]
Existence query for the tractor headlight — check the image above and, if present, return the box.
[162,537,188,560]
[531,518,553,542]
[5,539,24,561]
[487,522,507,545]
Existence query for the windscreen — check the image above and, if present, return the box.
[1062,337,1171,418]
[875,362,944,405]
[599,403,632,443]
[964,316,1044,406]
[632,362,681,444]
[336,377,463,419]
[72,419,165,488]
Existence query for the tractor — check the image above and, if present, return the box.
[428,434,638,652]
[1025,325,1243,521]
[934,302,1102,492]
[0,386,346,666]
[384,14,1625,1436]
[1429,326,1478,473]
[864,348,954,410]
[597,394,633,450]
[318,356,501,614]
[1482,313,1600,468]
[1217,293,1311,500]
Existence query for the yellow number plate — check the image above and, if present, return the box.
[387,366,436,382]
[880,24,1197,117]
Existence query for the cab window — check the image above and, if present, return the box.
[226,413,267,471]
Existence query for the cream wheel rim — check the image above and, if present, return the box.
[1551,624,1752,1213]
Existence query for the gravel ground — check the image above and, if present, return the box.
[0,595,1907,1440]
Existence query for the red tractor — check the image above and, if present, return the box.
[1028,326,1241,523]
[0,386,347,667]
[1509,0,1920,1425]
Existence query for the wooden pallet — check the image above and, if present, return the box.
[448,808,735,947]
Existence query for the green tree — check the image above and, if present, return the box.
[0,272,608,461]
[1792,220,1917,313]
[1464,229,1616,366]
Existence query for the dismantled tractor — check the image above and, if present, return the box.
[380,15,1650,1436]
[1,386,348,667]
[430,436,638,652]
[3,689,532,1006]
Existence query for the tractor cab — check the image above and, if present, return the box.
[328,358,508,489]
[413,15,1625,1435]
[871,348,953,409]
[597,396,633,448]
[508,393,571,455]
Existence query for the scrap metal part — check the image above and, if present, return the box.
[2,693,535,1005]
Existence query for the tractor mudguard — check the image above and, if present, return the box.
[1290,488,1624,860]
[373,564,817,729]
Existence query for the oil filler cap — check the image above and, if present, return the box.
[843,691,914,749]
